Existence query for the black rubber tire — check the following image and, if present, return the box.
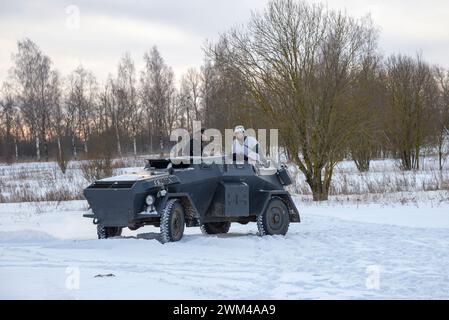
[160,199,185,243]
[97,225,122,239]
[200,221,231,235]
[257,197,289,236]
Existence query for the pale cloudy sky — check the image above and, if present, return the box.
[1,0,449,85]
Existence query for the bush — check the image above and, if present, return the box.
[80,158,114,183]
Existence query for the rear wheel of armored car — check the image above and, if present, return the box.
[200,221,231,235]
[160,199,185,243]
[97,225,122,239]
[257,197,289,236]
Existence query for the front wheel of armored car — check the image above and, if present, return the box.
[200,221,231,235]
[97,225,122,239]
[160,199,185,243]
[257,197,289,236]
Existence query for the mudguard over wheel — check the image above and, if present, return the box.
[160,199,185,243]
[97,225,122,239]
[257,197,289,236]
[201,221,231,235]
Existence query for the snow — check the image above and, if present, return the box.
[1,156,448,299]
[287,157,449,196]
[303,201,449,228]
[0,158,147,202]
[1,198,449,299]
[99,172,153,182]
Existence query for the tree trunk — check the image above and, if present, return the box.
[354,159,370,172]
[415,147,420,170]
[133,136,137,157]
[186,107,191,133]
[310,182,329,201]
[306,170,330,201]
[5,117,12,163]
[43,135,49,162]
[15,139,19,161]
[35,136,41,161]
[57,137,62,159]
[72,135,77,160]
[401,150,411,171]
[149,128,153,154]
[84,139,88,154]
[438,135,444,171]
[57,136,67,174]
[159,130,164,157]
[115,124,122,156]
[353,153,370,172]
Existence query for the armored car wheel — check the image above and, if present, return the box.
[97,225,122,239]
[200,221,231,235]
[257,197,289,236]
[160,199,185,243]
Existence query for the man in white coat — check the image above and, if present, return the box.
[231,125,263,165]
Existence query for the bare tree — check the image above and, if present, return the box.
[180,68,202,131]
[434,67,449,170]
[210,0,378,200]
[66,65,97,158]
[140,46,175,154]
[200,60,215,127]
[108,76,123,157]
[384,55,437,170]
[47,71,67,172]
[115,53,142,156]
[348,54,385,171]
[12,39,54,161]
[164,72,179,136]
[200,52,253,131]
[0,81,17,163]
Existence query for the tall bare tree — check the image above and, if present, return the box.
[201,52,253,132]
[434,67,449,170]
[180,68,202,131]
[47,71,67,172]
[348,54,385,171]
[210,0,378,200]
[12,38,54,161]
[0,81,17,163]
[384,55,437,170]
[66,65,97,158]
[114,53,142,156]
[140,46,175,154]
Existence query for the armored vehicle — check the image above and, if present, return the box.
[83,156,300,243]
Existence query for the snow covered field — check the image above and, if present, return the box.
[1,157,448,299]
[1,198,449,299]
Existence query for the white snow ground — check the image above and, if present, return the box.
[1,198,449,299]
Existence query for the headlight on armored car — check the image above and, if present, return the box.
[145,195,155,206]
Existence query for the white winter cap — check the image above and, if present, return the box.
[234,125,245,134]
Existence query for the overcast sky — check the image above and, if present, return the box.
[1,0,449,85]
